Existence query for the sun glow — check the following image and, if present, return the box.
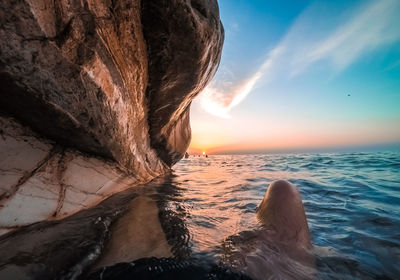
[187,0,400,155]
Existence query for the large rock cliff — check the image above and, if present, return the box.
[0,0,223,173]
[0,0,223,230]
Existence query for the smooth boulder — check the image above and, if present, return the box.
[257,180,311,248]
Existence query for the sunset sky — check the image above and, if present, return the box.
[188,0,400,154]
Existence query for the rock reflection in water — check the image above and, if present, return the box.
[0,187,137,279]
[0,171,317,280]
[0,176,204,279]
[92,174,193,269]
[0,178,166,279]
[92,196,172,269]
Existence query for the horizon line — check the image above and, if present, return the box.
[188,142,400,155]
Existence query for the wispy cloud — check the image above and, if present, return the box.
[291,0,400,75]
[200,46,283,118]
[199,0,400,118]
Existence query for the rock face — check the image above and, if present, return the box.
[0,0,223,172]
[0,0,223,231]
[0,116,139,233]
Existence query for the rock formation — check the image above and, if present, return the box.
[0,0,223,231]
[0,116,139,233]
[0,0,223,171]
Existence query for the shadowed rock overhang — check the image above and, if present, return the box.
[0,0,224,175]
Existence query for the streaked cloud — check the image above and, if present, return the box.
[291,0,400,75]
[199,71,261,118]
[199,0,400,118]
[199,46,282,118]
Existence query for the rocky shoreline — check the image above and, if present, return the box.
[0,0,223,231]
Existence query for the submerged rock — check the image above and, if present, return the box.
[0,176,201,279]
[0,183,142,279]
[92,196,173,269]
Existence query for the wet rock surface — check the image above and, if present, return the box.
[0,176,189,279]
[0,116,141,233]
[0,183,140,279]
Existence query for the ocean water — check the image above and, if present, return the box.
[168,151,400,279]
[1,151,399,279]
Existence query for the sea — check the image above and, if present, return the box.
[1,150,399,279]
[169,151,400,279]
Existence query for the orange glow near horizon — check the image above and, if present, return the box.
[186,0,400,155]
[188,115,400,154]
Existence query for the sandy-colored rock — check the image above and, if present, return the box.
[0,116,140,233]
[93,196,172,269]
[257,180,311,248]
[0,176,178,279]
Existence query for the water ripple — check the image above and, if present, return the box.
[172,151,400,279]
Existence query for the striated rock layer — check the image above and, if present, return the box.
[0,116,139,234]
[0,0,223,232]
[0,0,163,180]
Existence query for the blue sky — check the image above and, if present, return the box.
[189,0,400,153]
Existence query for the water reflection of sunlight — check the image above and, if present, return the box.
[173,156,262,253]
[174,154,335,255]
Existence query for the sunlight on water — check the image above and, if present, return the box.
[1,151,399,279]
[171,151,400,279]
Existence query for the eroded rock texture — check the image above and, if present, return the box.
[0,0,223,236]
[0,0,223,173]
[0,0,165,180]
[0,116,140,234]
